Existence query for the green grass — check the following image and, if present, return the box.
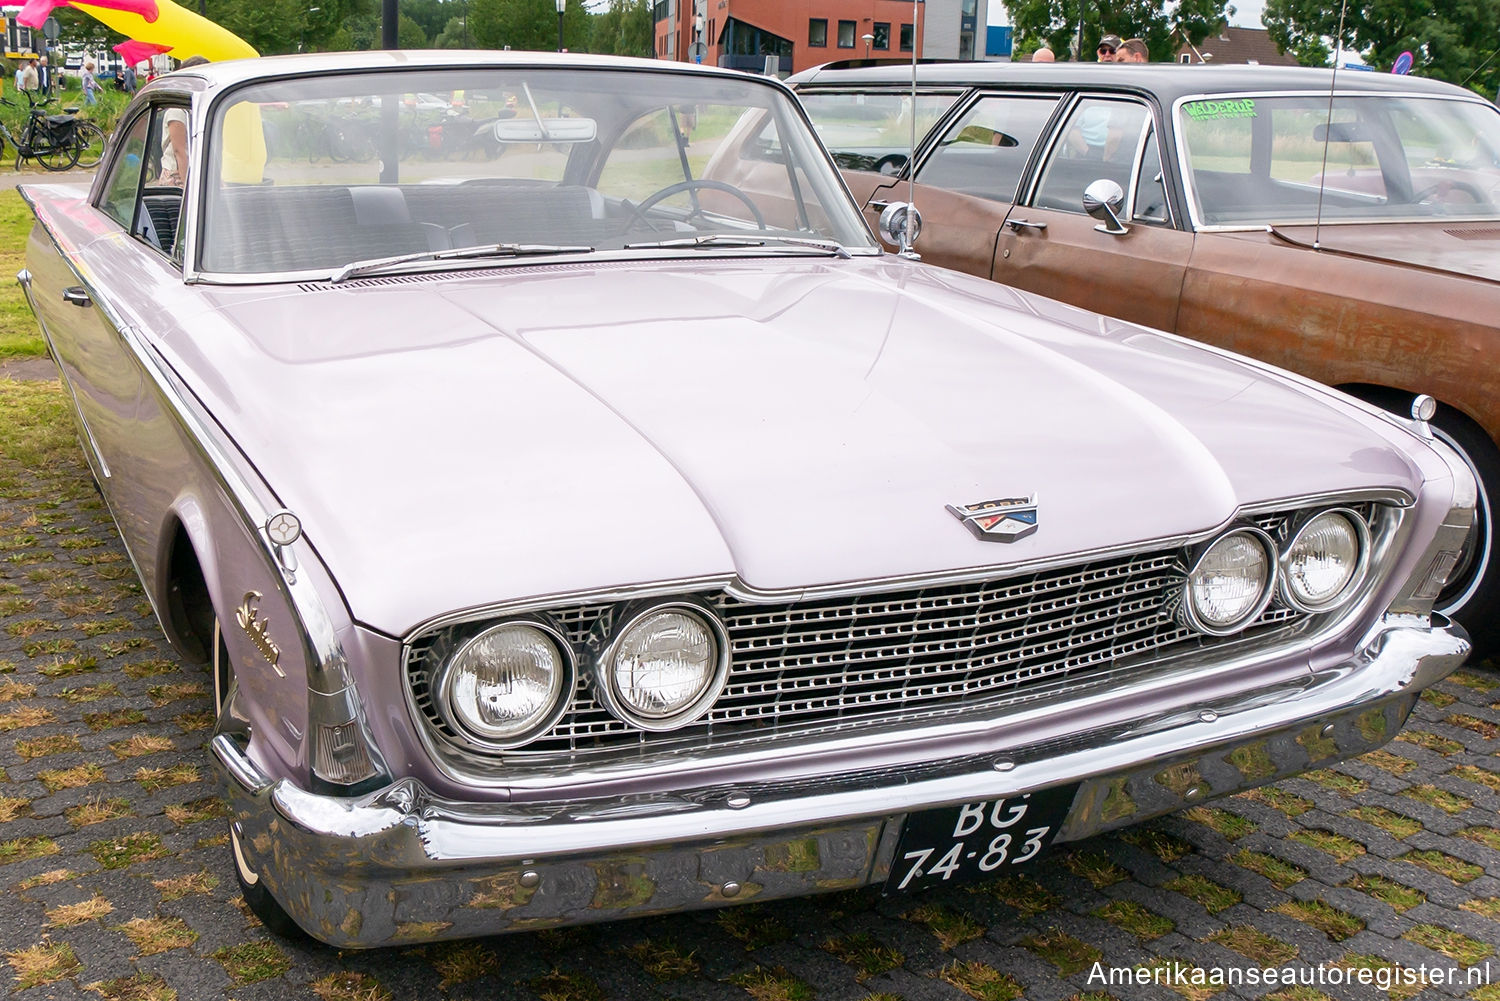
[0,190,40,359]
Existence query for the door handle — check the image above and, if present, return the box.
[1006,219,1047,232]
[61,286,92,308]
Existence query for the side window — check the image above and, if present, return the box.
[1032,98,1149,213]
[914,95,1058,203]
[1132,126,1170,224]
[798,91,959,175]
[97,104,191,260]
[99,112,151,228]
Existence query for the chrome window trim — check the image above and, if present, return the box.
[1169,89,1500,232]
[1278,507,1373,613]
[1020,92,1155,212]
[909,88,1067,191]
[1131,123,1176,228]
[186,61,878,282]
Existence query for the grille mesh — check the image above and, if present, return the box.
[406,506,1373,764]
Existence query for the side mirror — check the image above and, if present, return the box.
[878,201,923,258]
[1082,178,1128,235]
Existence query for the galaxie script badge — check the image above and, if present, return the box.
[235,591,283,673]
[947,496,1039,542]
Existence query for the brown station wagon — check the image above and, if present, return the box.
[770,62,1500,650]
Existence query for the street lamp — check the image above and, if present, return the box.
[556,0,565,52]
[861,31,874,57]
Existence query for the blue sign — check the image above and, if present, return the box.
[986,25,1012,57]
[1392,50,1413,74]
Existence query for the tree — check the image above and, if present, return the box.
[206,0,374,54]
[590,0,651,56]
[469,0,589,51]
[433,15,471,46]
[1004,0,1231,62]
[1263,0,1500,96]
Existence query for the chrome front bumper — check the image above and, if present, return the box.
[212,615,1468,948]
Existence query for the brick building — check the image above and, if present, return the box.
[655,0,989,74]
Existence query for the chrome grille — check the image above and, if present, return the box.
[405,504,1381,763]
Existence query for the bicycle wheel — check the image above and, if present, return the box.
[35,135,78,171]
[71,122,105,168]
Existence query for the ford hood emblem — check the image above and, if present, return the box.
[947,495,1039,542]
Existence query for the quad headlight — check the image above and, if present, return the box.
[1280,508,1369,612]
[597,604,729,730]
[1183,528,1277,635]
[1182,509,1371,636]
[435,621,572,746]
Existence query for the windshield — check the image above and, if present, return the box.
[201,67,878,275]
[1179,94,1500,226]
[797,90,959,174]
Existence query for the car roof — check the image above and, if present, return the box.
[787,60,1483,104]
[166,49,766,94]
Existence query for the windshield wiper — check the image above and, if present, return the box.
[622,234,852,258]
[329,243,595,283]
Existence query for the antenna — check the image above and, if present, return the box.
[899,0,921,258]
[1312,0,1350,251]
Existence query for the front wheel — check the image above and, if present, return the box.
[72,122,105,168]
[213,619,307,939]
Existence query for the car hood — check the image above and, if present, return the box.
[1270,221,1500,283]
[168,257,1422,637]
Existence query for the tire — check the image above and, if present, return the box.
[213,619,307,940]
[72,122,104,168]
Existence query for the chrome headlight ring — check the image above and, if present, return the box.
[593,600,731,732]
[1179,526,1279,637]
[1278,507,1371,614]
[432,618,575,750]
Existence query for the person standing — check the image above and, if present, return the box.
[81,60,98,105]
[37,55,50,95]
[1117,38,1148,62]
[18,59,39,92]
[1095,34,1121,61]
[121,62,137,94]
[1031,44,1055,62]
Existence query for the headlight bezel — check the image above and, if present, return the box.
[1181,526,1279,636]
[1278,507,1371,613]
[432,618,575,750]
[594,601,731,732]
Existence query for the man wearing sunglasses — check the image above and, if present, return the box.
[1096,34,1121,60]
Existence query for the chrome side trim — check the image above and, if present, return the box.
[15,267,110,480]
[19,198,388,790]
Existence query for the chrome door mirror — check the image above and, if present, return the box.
[1082,179,1128,235]
[878,201,923,259]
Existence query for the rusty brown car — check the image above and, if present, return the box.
[770,62,1500,649]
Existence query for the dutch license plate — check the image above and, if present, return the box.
[885,784,1080,893]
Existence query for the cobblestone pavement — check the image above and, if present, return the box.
[1,376,1499,1001]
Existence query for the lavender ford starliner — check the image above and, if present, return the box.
[16,51,1476,947]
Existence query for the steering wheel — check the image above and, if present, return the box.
[872,153,909,176]
[626,179,767,232]
[1411,179,1487,206]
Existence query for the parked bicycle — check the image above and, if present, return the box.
[0,90,106,171]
